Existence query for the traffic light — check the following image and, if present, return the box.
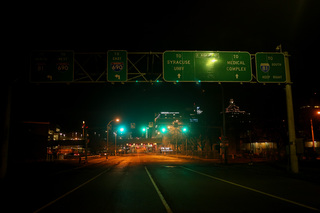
[142,127,146,132]
[119,127,125,133]
[160,127,166,133]
[182,127,188,132]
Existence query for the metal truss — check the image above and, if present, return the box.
[47,51,287,85]
[74,52,163,83]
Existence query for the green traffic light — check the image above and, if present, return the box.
[182,127,188,132]
[161,127,166,133]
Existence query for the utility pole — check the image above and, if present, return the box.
[115,132,117,156]
[284,51,299,173]
[220,83,228,164]
[310,118,315,151]
[83,121,88,163]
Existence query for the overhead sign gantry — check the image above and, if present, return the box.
[30,50,286,84]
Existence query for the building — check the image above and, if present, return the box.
[242,140,278,157]
[224,99,252,155]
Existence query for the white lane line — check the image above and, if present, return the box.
[181,166,320,212]
[33,167,111,213]
[145,166,173,213]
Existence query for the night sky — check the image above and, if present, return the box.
[8,0,320,131]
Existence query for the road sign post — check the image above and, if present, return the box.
[163,51,252,82]
[256,53,286,83]
[30,51,74,82]
[284,52,299,173]
[107,50,128,82]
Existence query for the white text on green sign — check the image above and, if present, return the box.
[107,50,128,82]
[255,53,286,83]
[163,51,252,82]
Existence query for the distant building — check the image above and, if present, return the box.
[224,99,252,155]
[154,111,184,126]
[225,99,248,118]
[154,104,203,136]
[153,106,202,151]
[189,103,203,123]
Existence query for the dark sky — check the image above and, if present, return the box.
[8,0,320,131]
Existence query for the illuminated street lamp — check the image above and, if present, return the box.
[107,118,120,156]
[311,111,320,151]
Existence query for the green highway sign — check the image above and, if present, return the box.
[30,51,74,82]
[163,51,252,82]
[256,53,286,83]
[107,50,127,82]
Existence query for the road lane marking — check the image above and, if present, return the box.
[33,167,111,213]
[181,166,320,212]
[145,166,173,213]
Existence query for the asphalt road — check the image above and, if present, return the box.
[2,153,320,213]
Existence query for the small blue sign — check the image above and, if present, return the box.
[260,63,270,73]
[111,62,124,72]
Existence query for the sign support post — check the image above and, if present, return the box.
[284,51,299,173]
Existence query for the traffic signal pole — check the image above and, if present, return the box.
[284,52,299,173]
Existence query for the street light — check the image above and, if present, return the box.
[310,111,320,151]
[107,118,120,156]
[82,121,88,162]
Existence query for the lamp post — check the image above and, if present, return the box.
[115,127,125,156]
[310,111,320,151]
[107,118,120,156]
[82,121,88,163]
